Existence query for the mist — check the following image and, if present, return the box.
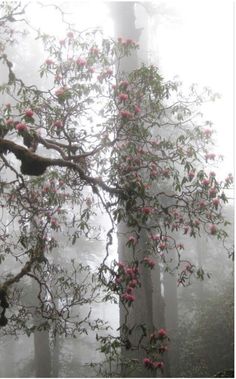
[0,1,234,378]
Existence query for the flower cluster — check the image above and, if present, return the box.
[143,328,168,372]
[114,262,140,305]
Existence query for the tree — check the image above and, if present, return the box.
[0,2,233,377]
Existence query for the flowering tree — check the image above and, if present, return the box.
[0,2,233,376]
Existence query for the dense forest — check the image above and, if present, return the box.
[0,1,234,378]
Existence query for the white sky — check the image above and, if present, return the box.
[155,0,234,178]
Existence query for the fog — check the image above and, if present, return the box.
[0,1,234,378]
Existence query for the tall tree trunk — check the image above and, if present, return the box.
[33,278,51,377]
[34,326,51,377]
[163,269,178,376]
[109,3,164,377]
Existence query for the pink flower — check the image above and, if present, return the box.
[45,59,54,65]
[76,57,87,67]
[119,80,129,88]
[120,110,133,119]
[203,128,213,138]
[143,257,155,269]
[199,200,206,209]
[194,219,200,227]
[15,122,28,132]
[210,224,217,235]
[105,68,113,76]
[50,218,59,227]
[90,47,99,55]
[153,361,164,370]
[225,174,233,185]
[55,87,65,97]
[141,206,153,215]
[24,109,34,118]
[143,358,153,368]
[67,32,74,39]
[127,236,137,245]
[121,293,135,302]
[159,242,166,251]
[205,153,216,161]
[188,171,195,180]
[202,178,210,187]
[157,328,167,338]
[118,93,128,101]
[209,171,216,177]
[212,198,220,207]
[134,105,141,113]
[115,276,122,284]
[128,279,138,288]
[209,187,217,197]
[150,234,160,241]
[126,268,134,276]
[53,120,63,128]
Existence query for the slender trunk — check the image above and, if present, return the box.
[34,326,51,377]
[32,276,51,377]
[109,4,160,376]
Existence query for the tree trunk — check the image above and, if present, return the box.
[109,3,163,377]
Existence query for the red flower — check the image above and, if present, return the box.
[45,59,54,65]
[121,293,135,302]
[205,153,216,161]
[141,206,153,215]
[153,361,164,369]
[188,171,195,180]
[212,198,220,207]
[202,178,210,187]
[209,187,217,197]
[210,224,217,235]
[143,257,155,269]
[159,242,166,251]
[203,128,213,138]
[53,120,63,128]
[120,110,133,119]
[143,358,153,368]
[157,328,167,338]
[118,93,128,101]
[127,235,137,246]
[119,80,129,88]
[128,279,138,288]
[67,32,74,39]
[15,122,28,132]
[24,109,34,118]
[134,105,141,113]
[76,57,87,67]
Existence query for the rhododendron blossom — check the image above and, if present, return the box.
[15,122,28,132]
[143,257,155,269]
[76,57,87,67]
[202,178,210,187]
[157,328,167,338]
[210,224,217,235]
[141,206,153,215]
[205,153,216,161]
[24,109,34,117]
[120,110,133,119]
[53,120,63,128]
[118,93,128,101]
